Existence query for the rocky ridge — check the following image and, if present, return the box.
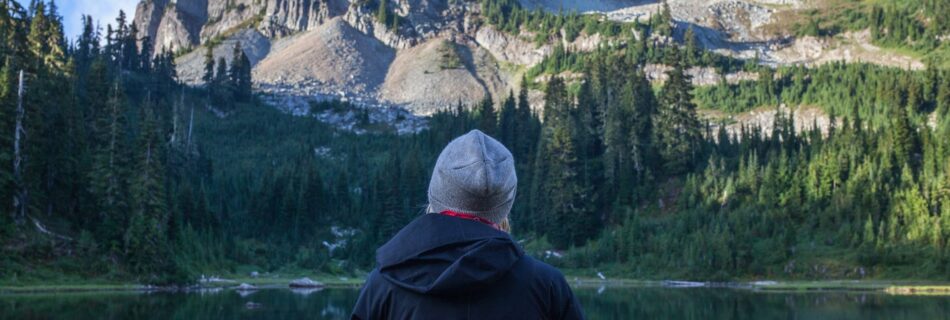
[133,0,924,128]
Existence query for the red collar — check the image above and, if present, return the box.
[439,210,499,230]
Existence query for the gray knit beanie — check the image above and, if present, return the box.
[427,130,517,224]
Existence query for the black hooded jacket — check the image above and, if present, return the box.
[351,214,584,320]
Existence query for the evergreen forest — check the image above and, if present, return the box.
[1,0,949,285]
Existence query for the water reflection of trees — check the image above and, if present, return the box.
[0,289,361,320]
[2,288,949,319]
[574,288,950,320]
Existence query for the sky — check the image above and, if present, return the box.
[21,0,140,41]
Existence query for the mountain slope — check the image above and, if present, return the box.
[132,0,939,116]
[381,38,490,114]
[255,18,395,97]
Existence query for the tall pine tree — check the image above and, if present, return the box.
[654,49,702,174]
[89,82,131,243]
[536,77,593,247]
[477,93,497,136]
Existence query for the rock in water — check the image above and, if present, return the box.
[234,283,257,291]
[289,277,325,288]
[245,301,263,309]
[662,280,705,288]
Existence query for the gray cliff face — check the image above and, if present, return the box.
[155,8,196,53]
[134,0,469,52]
[259,0,324,38]
[176,0,209,21]
[259,0,349,37]
[200,0,261,43]
[134,0,208,53]
[133,0,168,45]
[135,0,357,51]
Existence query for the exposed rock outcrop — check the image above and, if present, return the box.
[642,64,758,86]
[474,27,549,66]
[343,4,419,49]
[201,0,261,43]
[259,0,348,37]
[134,0,207,54]
[154,7,199,53]
[519,0,647,13]
[702,104,834,140]
[133,0,169,46]
[764,30,925,70]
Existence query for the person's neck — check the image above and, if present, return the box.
[437,210,501,231]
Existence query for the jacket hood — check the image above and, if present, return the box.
[375,213,524,296]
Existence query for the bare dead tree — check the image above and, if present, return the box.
[187,104,195,147]
[171,89,183,145]
[13,70,27,225]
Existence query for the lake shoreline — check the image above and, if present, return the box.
[564,278,950,295]
[4,277,950,295]
[0,274,365,294]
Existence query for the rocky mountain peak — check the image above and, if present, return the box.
[133,0,924,117]
[134,0,469,54]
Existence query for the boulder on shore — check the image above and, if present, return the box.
[289,277,325,288]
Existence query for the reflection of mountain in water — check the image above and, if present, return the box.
[236,290,257,298]
[320,301,347,318]
[292,287,325,296]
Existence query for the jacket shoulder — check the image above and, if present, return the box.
[351,269,393,320]
[513,255,573,292]
[514,256,585,319]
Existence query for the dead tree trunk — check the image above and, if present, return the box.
[171,90,183,145]
[187,104,194,147]
[13,70,27,225]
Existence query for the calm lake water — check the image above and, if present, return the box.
[2,286,949,319]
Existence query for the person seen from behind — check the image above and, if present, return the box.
[351,129,585,320]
